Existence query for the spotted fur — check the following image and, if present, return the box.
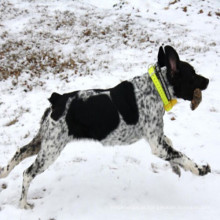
[0,46,210,209]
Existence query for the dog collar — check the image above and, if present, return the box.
[148,65,177,111]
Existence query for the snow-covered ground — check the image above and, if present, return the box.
[0,0,220,219]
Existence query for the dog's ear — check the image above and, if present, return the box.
[164,46,180,77]
[158,46,166,67]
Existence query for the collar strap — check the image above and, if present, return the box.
[148,65,177,111]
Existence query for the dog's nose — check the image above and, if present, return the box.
[204,78,209,89]
[200,77,209,90]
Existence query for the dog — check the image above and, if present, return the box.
[0,45,210,209]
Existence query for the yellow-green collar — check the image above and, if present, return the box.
[148,65,177,111]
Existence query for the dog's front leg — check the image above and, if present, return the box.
[148,135,211,176]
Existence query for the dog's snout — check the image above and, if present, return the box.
[199,76,209,90]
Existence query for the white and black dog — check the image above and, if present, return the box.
[0,46,210,209]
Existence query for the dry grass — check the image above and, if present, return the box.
[0,0,217,90]
[0,0,154,86]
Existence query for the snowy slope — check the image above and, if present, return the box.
[0,0,220,219]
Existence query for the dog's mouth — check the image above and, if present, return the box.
[190,88,202,110]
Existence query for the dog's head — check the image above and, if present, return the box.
[158,45,209,110]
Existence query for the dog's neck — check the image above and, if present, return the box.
[147,63,177,111]
[155,63,176,100]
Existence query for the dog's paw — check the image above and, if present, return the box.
[170,162,181,177]
[198,164,211,176]
[0,167,5,178]
[171,164,181,177]
[0,167,9,179]
[19,201,34,209]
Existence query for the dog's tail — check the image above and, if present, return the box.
[0,130,42,179]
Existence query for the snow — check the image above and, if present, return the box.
[0,0,220,219]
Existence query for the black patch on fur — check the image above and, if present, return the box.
[49,91,78,121]
[110,81,139,125]
[66,94,120,140]
[48,92,62,106]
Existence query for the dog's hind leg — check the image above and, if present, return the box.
[19,124,69,209]
[19,143,67,209]
[0,132,41,179]
[0,108,51,179]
